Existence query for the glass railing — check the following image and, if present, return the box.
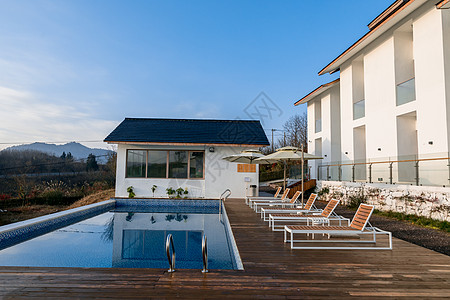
[396,78,416,106]
[315,119,322,133]
[316,152,450,187]
[353,99,365,120]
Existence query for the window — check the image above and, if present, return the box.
[126,150,204,179]
[189,152,204,178]
[126,150,146,178]
[169,151,188,178]
[147,151,167,178]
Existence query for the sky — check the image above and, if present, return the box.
[0,0,394,150]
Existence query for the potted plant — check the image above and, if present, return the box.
[166,187,175,198]
[127,186,135,198]
[151,185,157,197]
[175,187,184,199]
[183,187,189,199]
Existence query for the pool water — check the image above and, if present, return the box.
[0,203,240,270]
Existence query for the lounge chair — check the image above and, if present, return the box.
[246,186,282,205]
[253,191,300,213]
[247,188,290,208]
[284,203,392,250]
[268,199,348,231]
[260,193,319,221]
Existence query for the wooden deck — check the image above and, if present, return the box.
[1,198,449,298]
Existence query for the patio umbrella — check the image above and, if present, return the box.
[254,146,322,207]
[222,149,272,164]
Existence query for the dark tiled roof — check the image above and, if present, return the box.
[104,118,270,146]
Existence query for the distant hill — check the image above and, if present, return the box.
[4,142,114,163]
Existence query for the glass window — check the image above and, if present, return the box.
[396,78,416,106]
[169,151,188,178]
[189,152,204,178]
[147,151,167,178]
[126,150,146,178]
[353,99,365,120]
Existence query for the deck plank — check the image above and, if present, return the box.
[0,198,449,298]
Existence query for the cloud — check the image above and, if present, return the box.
[0,86,117,150]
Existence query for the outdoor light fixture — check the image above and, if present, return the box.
[209,147,215,152]
[378,148,382,151]
[428,141,433,145]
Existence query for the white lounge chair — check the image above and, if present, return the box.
[253,191,300,213]
[284,203,392,250]
[246,186,282,205]
[268,199,347,231]
[260,193,319,221]
[248,188,290,208]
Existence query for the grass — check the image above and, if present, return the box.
[0,189,115,226]
[373,209,450,233]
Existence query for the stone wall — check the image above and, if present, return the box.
[316,181,450,222]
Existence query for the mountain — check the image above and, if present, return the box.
[4,142,114,163]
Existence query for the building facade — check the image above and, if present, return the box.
[296,0,450,187]
[105,118,269,198]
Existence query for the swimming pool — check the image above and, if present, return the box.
[0,199,243,270]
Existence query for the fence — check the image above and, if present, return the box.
[317,153,450,187]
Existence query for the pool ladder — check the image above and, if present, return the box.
[165,233,209,273]
[219,189,231,221]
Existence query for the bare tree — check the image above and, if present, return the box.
[276,113,308,151]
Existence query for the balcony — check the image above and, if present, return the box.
[353,99,365,120]
[396,78,416,106]
[315,119,321,133]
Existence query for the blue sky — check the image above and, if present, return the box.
[0,0,393,149]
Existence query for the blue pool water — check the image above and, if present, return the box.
[0,200,240,270]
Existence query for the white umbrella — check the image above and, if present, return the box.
[222,149,272,164]
[254,145,322,207]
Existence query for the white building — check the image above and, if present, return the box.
[105,118,269,199]
[296,0,450,187]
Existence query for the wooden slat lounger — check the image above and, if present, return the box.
[268,199,348,231]
[252,191,300,213]
[247,188,289,208]
[246,186,282,205]
[260,193,318,221]
[284,204,392,250]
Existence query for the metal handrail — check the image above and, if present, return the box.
[219,189,231,221]
[220,189,231,201]
[319,156,450,167]
[166,234,176,273]
[202,234,208,273]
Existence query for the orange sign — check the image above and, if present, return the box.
[237,164,256,173]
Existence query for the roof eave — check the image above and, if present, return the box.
[318,0,427,76]
[104,141,270,147]
[294,78,340,106]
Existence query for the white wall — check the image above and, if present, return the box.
[114,144,259,199]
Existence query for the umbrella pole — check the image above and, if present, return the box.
[283,162,286,192]
[301,144,304,208]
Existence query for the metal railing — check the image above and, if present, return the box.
[202,234,208,273]
[317,154,450,187]
[219,189,231,221]
[166,234,176,273]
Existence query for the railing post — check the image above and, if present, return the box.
[317,165,321,181]
[338,165,341,181]
[352,164,355,182]
[369,163,372,183]
[326,166,330,181]
[415,160,419,186]
[389,162,393,184]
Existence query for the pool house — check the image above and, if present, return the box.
[104,118,270,199]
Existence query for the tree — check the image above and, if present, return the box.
[66,152,73,160]
[60,152,66,160]
[276,113,308,152]
[86,153,99,172]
